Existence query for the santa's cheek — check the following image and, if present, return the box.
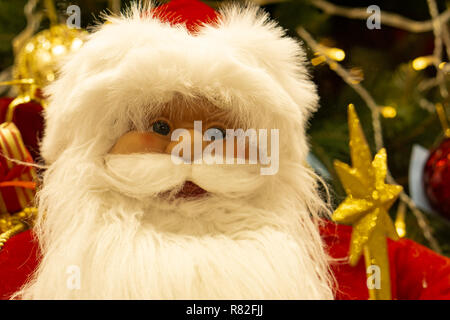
[109,131,169,154]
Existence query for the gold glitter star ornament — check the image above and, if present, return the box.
[332,104,402,300]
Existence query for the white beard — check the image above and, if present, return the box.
[16,153,334,299]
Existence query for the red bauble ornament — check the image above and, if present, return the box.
[423,138,450,219]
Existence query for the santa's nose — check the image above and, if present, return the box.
[165,128,204,163]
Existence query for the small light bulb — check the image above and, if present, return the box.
[46,73,55,82]
[52,45,66,55]
[396,222,406,238]
[42,41,51,50]
[327,48,345,61]
[71,38,83,51]
[412,56,432,70]
[381,106,397,118]
[25,43,35,53]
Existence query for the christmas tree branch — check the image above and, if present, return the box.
[419,97,439,112]
[297,26,442,253]
[307,0,450,113]
[397,192,442,253]
[426,0,448,98]
[296,27,384,150]
[309,0,450,33]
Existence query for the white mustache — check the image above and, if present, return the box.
[100,153,265,199]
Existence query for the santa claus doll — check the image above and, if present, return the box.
[0,0,449,300]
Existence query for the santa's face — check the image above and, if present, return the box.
[109,102,257,198]
[100,99,280,224]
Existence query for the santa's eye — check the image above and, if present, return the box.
[205,126,226,141]
[151,120,171,136]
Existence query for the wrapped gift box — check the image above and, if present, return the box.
[0,122,37,215]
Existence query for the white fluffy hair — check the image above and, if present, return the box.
[15,1,335,299]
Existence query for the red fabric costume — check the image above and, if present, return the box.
[0,220,449,300]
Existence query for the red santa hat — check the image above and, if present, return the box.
[150,0,219,33]
[41,0,318,163]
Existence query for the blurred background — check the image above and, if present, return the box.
[0,0,449,256]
